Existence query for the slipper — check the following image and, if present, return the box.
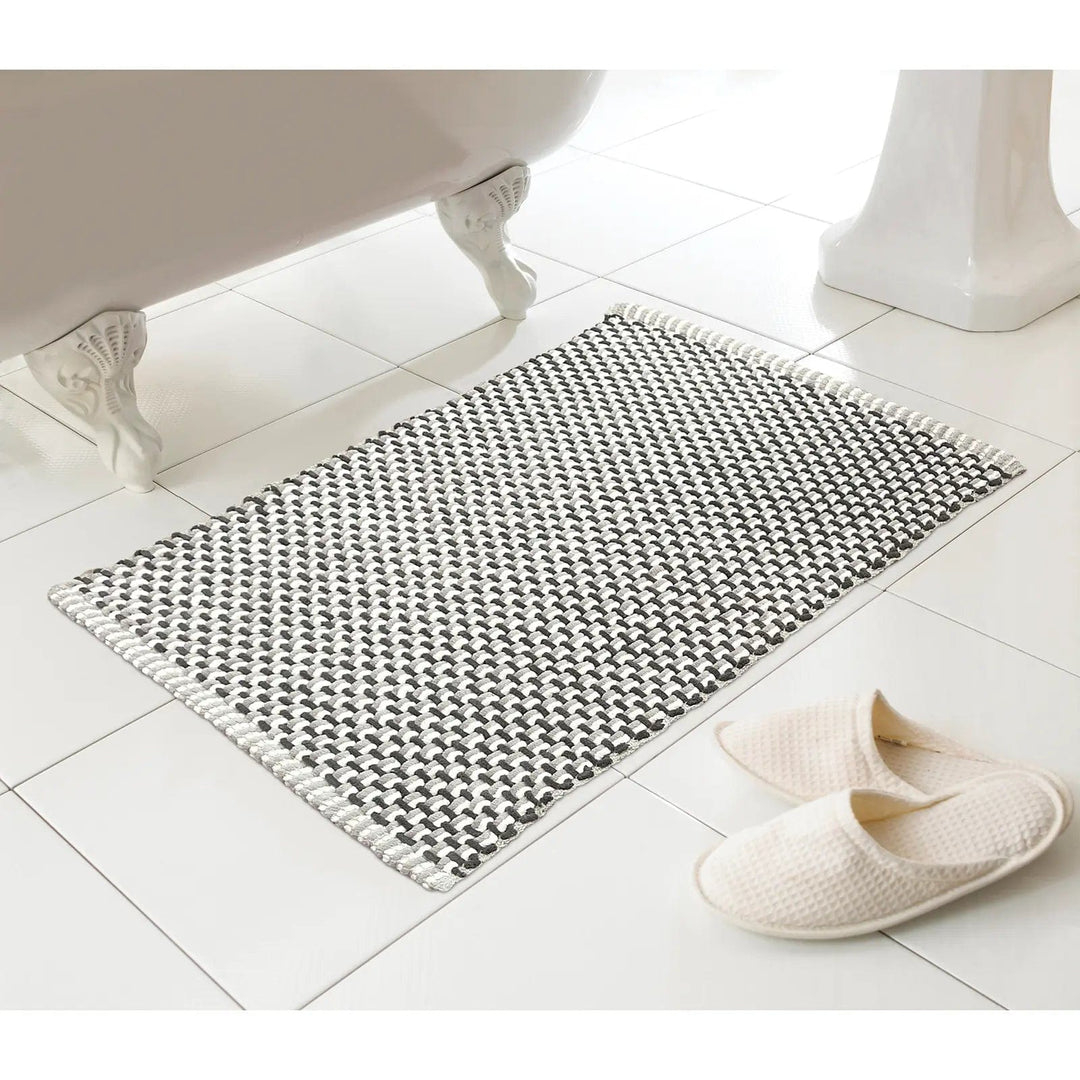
[695,771,1066,939]
[716,690,1073,828]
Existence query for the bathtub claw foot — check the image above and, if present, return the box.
[437,164,537,320]
[25,310,162,493]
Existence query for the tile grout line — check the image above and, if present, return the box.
[767,203,867,229]
[229,257,597,372]
[3,358,409,535]
[595,145,877,209]
[879,933,1008,1010]
[0,485,122,547]
[151,366,410,508]
[3,320,405,453]
[399,279,636,385]
[595,201,769,281]
[882,450,1078,596]
[557,145,773,205]
[153,483,213,520]
[143,290,231,323]
[803,330,1080,607]
[226,238,596,368]
[10,702,176,791]
[151,364,473,514]
[0,284,241,411]
[228,285,491,369]
[595,276,818,357]
[624,774,728,837]
[762,153,881,217]
[296,776,629,1010]
[593,149,770,204]
[888,587,1080,684]
[13,650,625,1010]
[771,205,839,227]
[0,378,106,455]
[11,790,246,1010]
[601,273,894,358]
[809,345,1077,453]
[586,104,725,158]
[808,305,896,356]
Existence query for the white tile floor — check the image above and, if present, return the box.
[2,70,1079,1010]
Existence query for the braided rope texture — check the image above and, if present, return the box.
[49,306,1024,891]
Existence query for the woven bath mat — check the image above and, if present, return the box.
[51,304,1023,890]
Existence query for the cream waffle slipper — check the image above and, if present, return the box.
[716,690,1072,827]
[695,771,1066,939]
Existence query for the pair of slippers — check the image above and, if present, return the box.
[695,691,1072,939]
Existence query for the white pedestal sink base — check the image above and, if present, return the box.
[820,70,1080,332]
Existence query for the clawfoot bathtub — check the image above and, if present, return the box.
[0,70,602,490]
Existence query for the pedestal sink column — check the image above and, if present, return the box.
[819,70,1080,332]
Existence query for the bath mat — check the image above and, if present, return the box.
[50,304,1024,891]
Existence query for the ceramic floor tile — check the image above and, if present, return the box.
[160,367,458,516]
[892,454,1080,677]
[608,72,896,202]
[509,155,757,275]
[405,277,806,394]
[144,282,229,321]
[0,488,205,785]
[0,792,235,1009]
[2,291,394,472]
[0,386,121,542]
[19,701,619,1009]
[308,781,991,1009]
[0,354,25,376]
[612,208,890,352]
[570,70,778,153]
[236,215,591,364]
[775,158,879,224]
[819,300,1080,450]
[634,591,1080,1009]
[217,210,421,288]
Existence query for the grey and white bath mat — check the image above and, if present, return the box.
[51,305,1023,890]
